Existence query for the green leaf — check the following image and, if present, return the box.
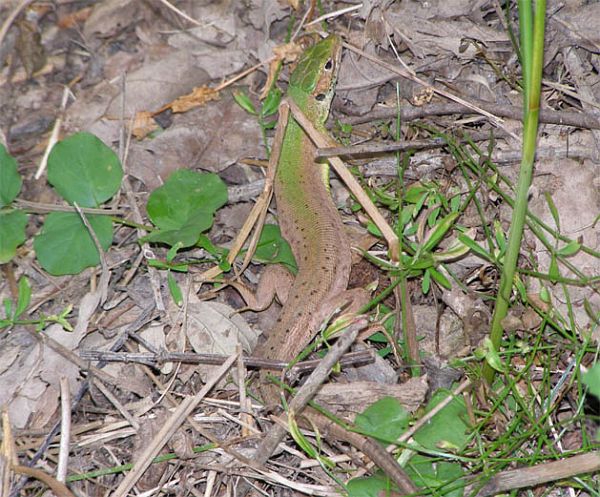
[355,397,409,443]
[457,234,493,262]
[493,220,507,254]
[450,194,461,212]
[347,473,393,497]
[557,240,580,257]
[47,132,123,207]
[428,266,452,290]
[261,88,282,117]
[548,253,559,283]
[254,224,297,272]
[366,221,383,238]
[544,191,560,231]
[34,212,113,275]
[427,206,441,227]
[421,212,459,254]
[141,217,214,248]
[582,363,600,400]
[405,454,465,497]
[422,269,431,294]
[3,298,12,320]
[13,277,31,320]
[404,185,428,204]
[0,144,22,207]
[414,389,470,451]
[167,272,183,306]
[232,91,257,115]
[145,170,227,248]
[166,242,183,263]
[479,337,505,373]
[0,210,27,263]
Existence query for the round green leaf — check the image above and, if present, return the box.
[355,397,410,443]
[0,210,27,263]
[414,389,470,451]
[34,212,113,275]
[146,169,227,246]
[406,454,464,496]
[0,144,22,207]
[47,132,123,207]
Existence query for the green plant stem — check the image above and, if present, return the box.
[484,0,546,383]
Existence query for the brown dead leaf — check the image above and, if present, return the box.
[260,41,304,99]
[174,295,259,383]
[168,86,220,114]
[131,111,159,140]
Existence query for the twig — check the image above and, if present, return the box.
[56,377,71,483]
[11,465,76,497]
[35,86,71,180]
[465,451,600,496]
[154,0,205,27]
[73,202,110,306]
[77,349,375,373]
[341,100,600,130]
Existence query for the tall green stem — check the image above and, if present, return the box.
[483,0,546,383]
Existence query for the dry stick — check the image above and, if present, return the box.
[91,378,140,431]
[78,349,375,372]
[465,451,600,496]
[315,132,509,159]
[342,100,600,130]
[73,202,110,306]
[111,353,239,497]
[55,378,71,483]
[0,0,34,49]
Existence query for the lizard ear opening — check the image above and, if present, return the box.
[315,94,326,101]
[324,59,334,71]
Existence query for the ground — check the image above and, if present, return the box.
[0,1,598,496]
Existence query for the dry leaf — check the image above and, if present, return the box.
[169,86,220,113]
[131,111,159,139]
[261,42,303,99]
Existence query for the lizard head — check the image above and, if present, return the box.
[288,35,342,124]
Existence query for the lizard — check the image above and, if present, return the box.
[249,34,418,495]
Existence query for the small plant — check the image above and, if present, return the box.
[1,133,122,274]
[1,276,72,331]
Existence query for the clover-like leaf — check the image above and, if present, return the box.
[34,212,113,275]
[0,210,27,263]
[47,132,123,207]
[0,144,22,207]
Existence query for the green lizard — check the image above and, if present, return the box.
[251,35,418,494]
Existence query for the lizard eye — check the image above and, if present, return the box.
[324,59,333,71]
